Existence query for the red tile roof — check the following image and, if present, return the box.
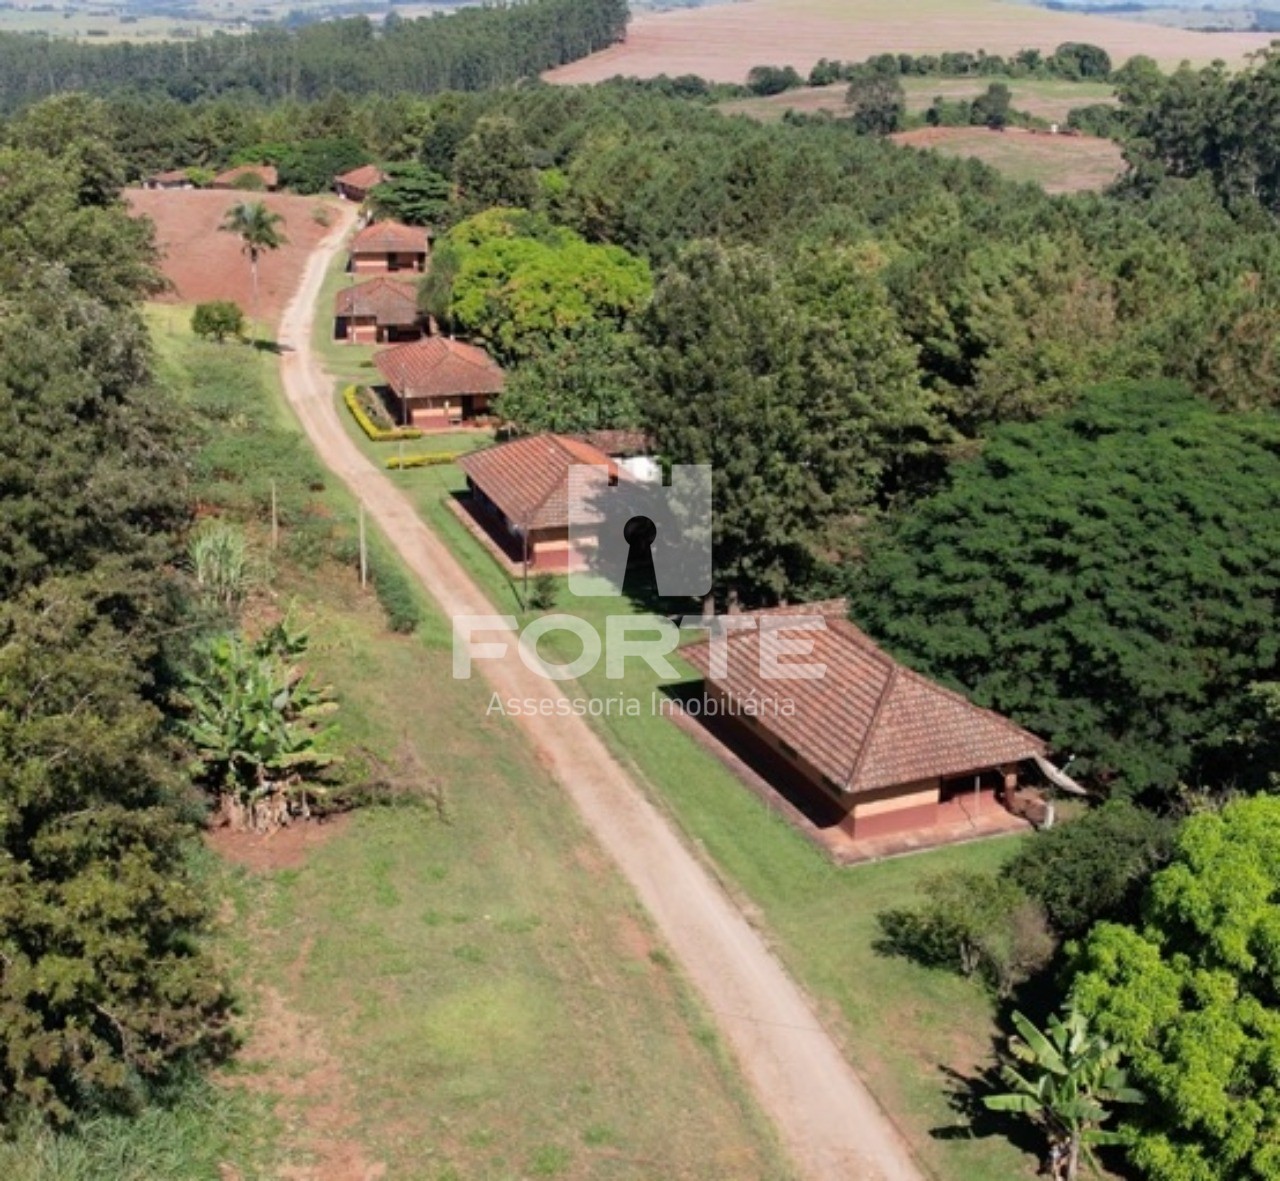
[350,220,429,255]
[683,610,1045,795]
[374,336,504,401]
[334,278,420,326]
[335,164,385,191]
[572,429,652,456]
[149,168,190,183]
[458,434,614,531]
[214,163,278,189]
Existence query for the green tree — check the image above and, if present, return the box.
[1008,802,1175,937]
[1070,796,1280,1181]
[452,115,537,213]
[971,82,1013,130]
[846,68,905,135]
[0,580,232,1123]
[1050,42,1113,80]
[745,64,803,96]
[845,381,1280,794]
[369,161,450,226]
[984,1009,1141,1181]
[218,200,287,340]
[432,209,652,361]
[191,300,245,342]
[640,240,937,604]
[497,324,642,433]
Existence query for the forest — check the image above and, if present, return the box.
[0,16,1279,1180]
[0,0,628,112]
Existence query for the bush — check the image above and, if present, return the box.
[1007,801,1174,936]
[191,300,245,342]
[1067,102,1124,138]
[877,869,1056,997]
[529,572,559,610]
[745,64,803,96]
[365,539,422,634]
[343,385,422,441]
[385,452,459,470]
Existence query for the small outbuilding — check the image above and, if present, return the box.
[334,164,386,203]
[144,168,194,190]
[348,220,429,274]
[681,604,1047,843]
[374,336,504,430]
[457,434,614,571]
[334,278,424,344]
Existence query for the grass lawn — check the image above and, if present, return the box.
[892,125,1124,193]
[130,304,794,1180]
[390,463,1043,1180]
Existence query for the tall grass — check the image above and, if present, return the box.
[0,1078,276,1181]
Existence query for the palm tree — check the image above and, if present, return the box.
[983,1008,1142,1181]
[219,200,287,341]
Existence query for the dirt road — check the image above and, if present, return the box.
[276,213,925,1181]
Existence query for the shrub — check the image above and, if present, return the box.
[1007,801,1175,936]
[365,539,422,634]
[343,385,422,441]
[191,300,245,342]
[529,572,559,610]
[877,869,1056,996]
[385,451,458,470]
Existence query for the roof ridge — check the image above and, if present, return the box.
[842,659,898,792]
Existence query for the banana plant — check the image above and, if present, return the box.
[175,619,337,830]
[983,1008,1142,1181]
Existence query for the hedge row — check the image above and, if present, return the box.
[364,536,423,634]
[385,452,460,470]
[343,384,422,442]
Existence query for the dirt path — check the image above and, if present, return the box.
[276,213,925,1181]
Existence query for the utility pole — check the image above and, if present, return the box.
[270,480,279,549]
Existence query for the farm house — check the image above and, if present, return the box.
[373,336,504,430]
[348,220,429,274]
[334,164,386,203]
[681,603,1049,848]
[333,278,424,344]
[457,434,615,571]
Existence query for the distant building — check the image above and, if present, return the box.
[334,164,386,203]
[211,164,279,192]
[144,168,193,191]
[348,220,429,275]
[373,336,504,430]
[334,278,424,345]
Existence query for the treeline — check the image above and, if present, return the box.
[0,0,627,112]
[757,41,1115,94]
[1115,48,1280,214]
[0,126,229,1121]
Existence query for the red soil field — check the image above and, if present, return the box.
[127,188,341,328]
[548,0,1277,85]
